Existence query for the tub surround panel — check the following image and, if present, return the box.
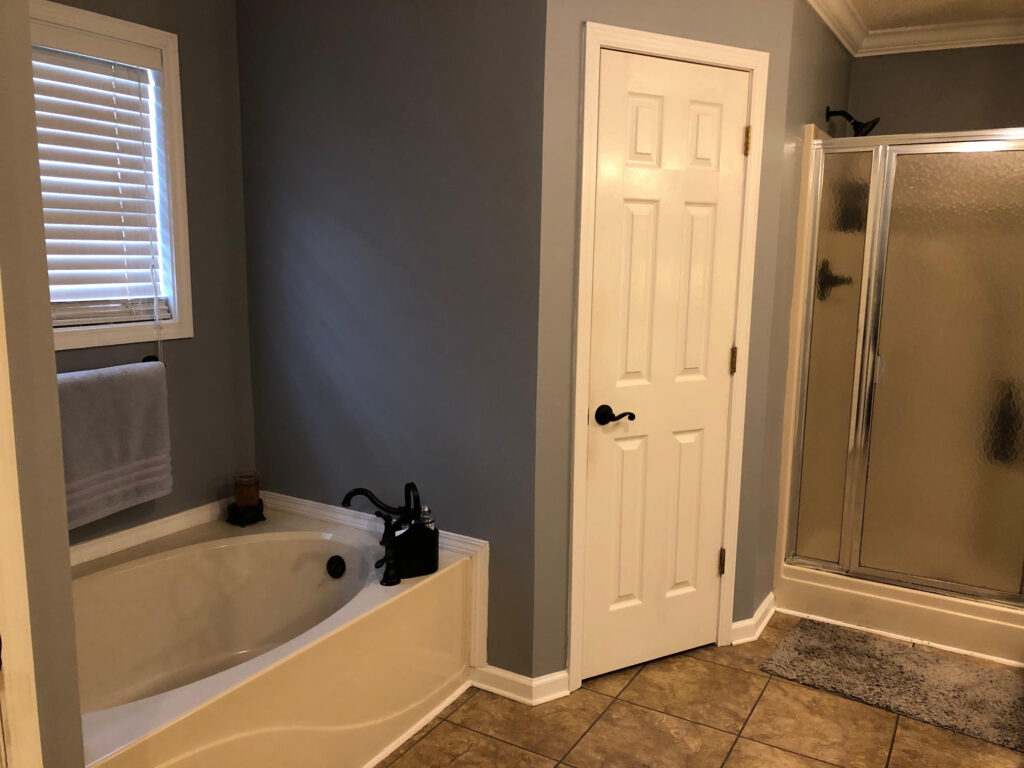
[91,559,470,768]
[54,0,255,543]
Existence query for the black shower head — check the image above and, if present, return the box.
[826,107,880,137]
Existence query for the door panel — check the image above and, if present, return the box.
[859,149,1024,596]
[582,49,749,677]
[793,151,873,563]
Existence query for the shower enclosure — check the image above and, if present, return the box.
[788,128,1024,606]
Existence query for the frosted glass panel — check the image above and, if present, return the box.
[794,151,872,562]
[859,150,1024,595]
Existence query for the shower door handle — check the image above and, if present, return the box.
[816,259,854,301]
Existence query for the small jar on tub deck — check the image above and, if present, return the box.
[228,471,265,526]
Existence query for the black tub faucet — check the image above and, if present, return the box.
[342,482,438,586]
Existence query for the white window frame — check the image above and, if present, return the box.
[29,0,193,350]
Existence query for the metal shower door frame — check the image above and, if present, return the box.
[787,127,1024,605]
[784,142,884,573]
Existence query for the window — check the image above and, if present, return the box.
[29,0,192,350]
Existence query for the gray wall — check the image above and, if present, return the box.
[533,0,852,674]
[849,45,1024,134]
[759,0,853,593]
[56,0,255,544]
[236,0,547,675]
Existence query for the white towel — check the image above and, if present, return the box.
[57,361,172,528]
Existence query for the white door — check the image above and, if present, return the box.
[582,49,750,677]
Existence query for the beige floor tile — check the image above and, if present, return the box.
[376,718,443,767]
[888,718,1024,768]
[741,679,896,768]
[725,738,835,767]
[564,700,734,768]
[581,664,642,697]
[767,612,803,632]
[620,655,768,733]
[439,687,479,719]
[447,688,610,760]
[392,721,556,767]
[687,627,788,675]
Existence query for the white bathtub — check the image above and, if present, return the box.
[72,510,471,767]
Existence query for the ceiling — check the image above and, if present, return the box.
[807,0,1024,56]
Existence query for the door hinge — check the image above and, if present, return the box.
[743,126,752,156]
[729,346,738,375]
[718,548,727,576]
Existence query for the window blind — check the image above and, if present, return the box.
[32,46,172,327]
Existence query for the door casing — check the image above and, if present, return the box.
[568,22,769,690]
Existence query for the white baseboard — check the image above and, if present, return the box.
[69,498,228,567]
[776,561,1024,665]
[470,666,570,706]
[730,591,775,645]
[360,680,473,768]
[262,491,490,670]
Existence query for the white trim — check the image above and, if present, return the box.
[804,0,868,55]
[857,18,1024,56]
[805,0,1024,56]
[29,0,194,351]
[69,498,227,567]
[262,491,490,670]
[731,591,775,645]
[360,681,473,768]
[568,22,769,692]
[774,606,1024,669]
[775,561,1024,665]
[469,667,570,706]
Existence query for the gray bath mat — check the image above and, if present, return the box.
[761,619,1024,752]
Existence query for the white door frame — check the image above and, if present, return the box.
[0,0,86,764]
[568,22,769,690]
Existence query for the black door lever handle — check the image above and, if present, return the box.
[595,404,636,426]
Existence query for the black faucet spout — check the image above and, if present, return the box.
[342,487,400,515]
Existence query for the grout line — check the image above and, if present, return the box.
[443,720,570,762]
[379,717,443,767]
[613,663,644,695]
[683,652,774,678]
[440,687,478,722]
[739,735,849,768]
[719,672,772,767]
[558,690,617,763]
[382,686,480,765]
[609,696,742,739]
[884,715,900,768]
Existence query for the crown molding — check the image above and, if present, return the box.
[805,0,867,55]
[858,17,1024,56]
[806,0,1024,56]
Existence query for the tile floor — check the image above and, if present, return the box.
[376,614,1024,767]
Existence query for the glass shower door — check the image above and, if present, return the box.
[793,151,873,564]
[856,147,1024,598]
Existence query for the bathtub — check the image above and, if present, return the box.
[72,510,471,768]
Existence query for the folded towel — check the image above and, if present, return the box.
[57,361,172,528]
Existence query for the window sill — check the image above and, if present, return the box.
[53,316,193,351]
